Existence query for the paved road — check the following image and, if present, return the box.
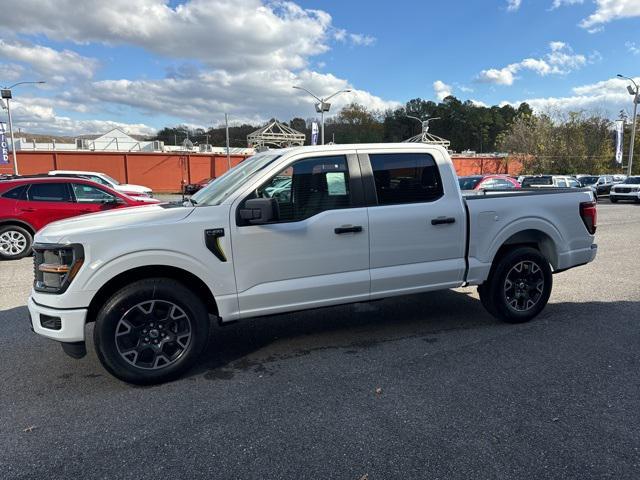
[1,202,639,479]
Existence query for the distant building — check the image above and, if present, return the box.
[14,128,164,152]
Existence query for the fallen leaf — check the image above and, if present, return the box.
[375,387,382,395]
[23,426,36,433]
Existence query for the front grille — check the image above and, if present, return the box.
[616,188,631,193]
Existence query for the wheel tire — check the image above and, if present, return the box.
[93,278,210,385]
[610,197,618,203]
[477,283,498,318]
[0,225,33,260]
[483,247,552,324]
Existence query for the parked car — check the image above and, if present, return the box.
[0,177,159,260]
[577,175,616,196]
[184,178,214,195]
[458,174,520,191]
[27,144,598,384]
[49,170,153,198]
[610,176,640,203]
[520,175,582,189]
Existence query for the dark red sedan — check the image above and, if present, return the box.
[458,174,521,191]
[0,177,159,260]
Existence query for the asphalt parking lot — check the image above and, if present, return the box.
[1,201,639,479]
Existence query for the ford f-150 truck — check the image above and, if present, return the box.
[28,144,598,384]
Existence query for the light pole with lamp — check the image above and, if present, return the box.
[1,81,46,175]
[292,86,351,144]
[617,74,639,176]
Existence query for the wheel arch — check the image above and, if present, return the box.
[0,219,36,236]
[492,229,559,270]
[86,265,219,324]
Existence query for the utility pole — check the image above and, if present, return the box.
[225,113,231,170]
[292,86,351,145]
[1,81,46,175]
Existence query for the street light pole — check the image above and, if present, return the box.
[1,81,46,175]
[293,86,352,145]
[617,74,639,176]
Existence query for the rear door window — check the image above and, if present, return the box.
[369,153,443,205]
[26,183,72,202]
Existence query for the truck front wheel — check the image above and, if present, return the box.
[93,278,210,384]
[482,247,553,323]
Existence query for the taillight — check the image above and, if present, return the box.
[580,201,597,235]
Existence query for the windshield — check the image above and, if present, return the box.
[190,152,282,206]
[458,177,482,190]
[93,173,120,186]
[623,176,640,184]
[579,176,599,185]
[522,176,553,187]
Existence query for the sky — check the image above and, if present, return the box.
[0,0,639,137]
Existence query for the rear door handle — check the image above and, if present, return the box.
[431,217,456,225]
[334,225,363,234]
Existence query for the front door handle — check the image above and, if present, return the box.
[431,217,456,226]
[334,225,363,234]
[20,207,36,212]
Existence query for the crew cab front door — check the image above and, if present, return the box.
[359,149,466,298]
[230,152,369,318]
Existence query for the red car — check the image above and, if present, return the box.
[458,174,521,191]
[0,177,159,260]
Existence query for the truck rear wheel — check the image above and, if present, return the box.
[93,278,210,384]
[482,247,552,323]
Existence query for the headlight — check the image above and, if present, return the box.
[33,244,84,294]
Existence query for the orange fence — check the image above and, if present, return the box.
[0,151,523,192]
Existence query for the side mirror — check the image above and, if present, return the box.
[102,197,125,206]
[239,198,279,225]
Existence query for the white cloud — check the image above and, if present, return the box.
[626,41,640,55]
[550,0,584,9]
[7,98,155,136]
[507,0,522,11]
[504,76,640,116]
[477,41,589,85]
[0,62,25,82]
[580,0,640,31]
[0,0,394,135]
[433,80,452,101]
[477,66,518,86]
[0,39,98,82]
[87,68,398,126]
[0,0,378,71]
[470,99,488,107]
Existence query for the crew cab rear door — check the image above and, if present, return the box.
[230,151,370,317]
[357,148,466,298]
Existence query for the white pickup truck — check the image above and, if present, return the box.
[28,144,598,384]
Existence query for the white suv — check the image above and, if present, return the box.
[610,176,640,203]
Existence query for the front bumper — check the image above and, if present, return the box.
[28,296,87,343]
[610,192,640,201]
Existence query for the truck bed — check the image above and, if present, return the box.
[462,187,596,285]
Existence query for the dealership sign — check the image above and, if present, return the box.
[0,122,9,165]
[615,120,624,164]
[311,121,318,146]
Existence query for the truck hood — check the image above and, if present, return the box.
[35,204,194,244]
